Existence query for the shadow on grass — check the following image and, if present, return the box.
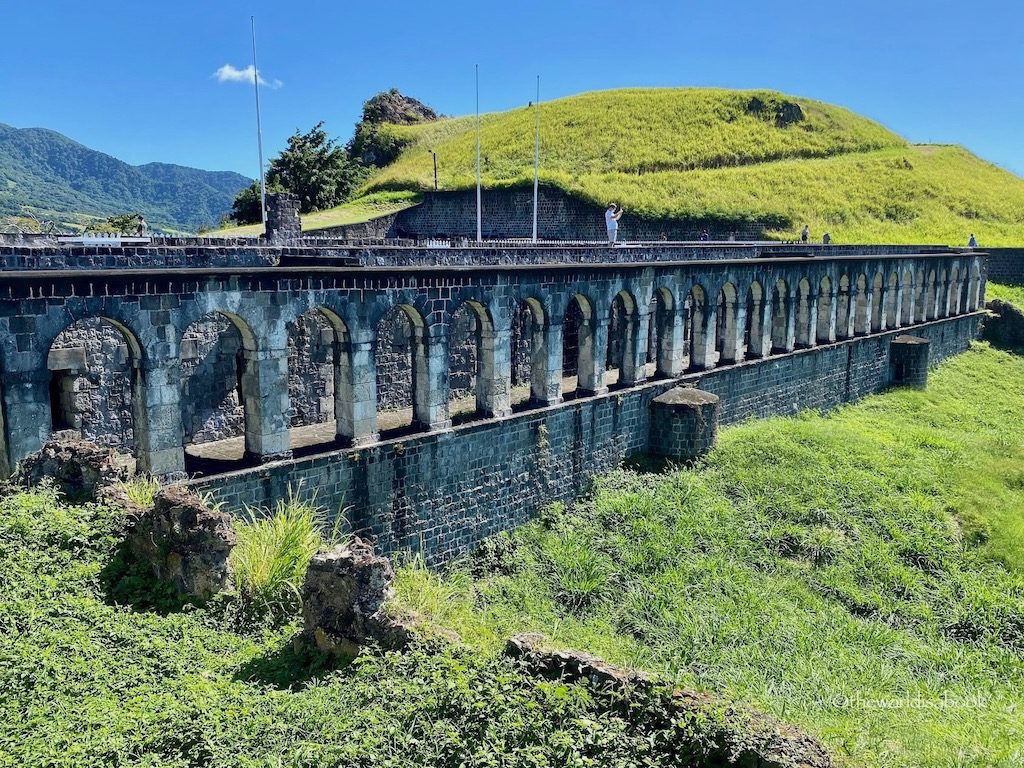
[234,636,354,690]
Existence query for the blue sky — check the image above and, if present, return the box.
[2,1,1021,178]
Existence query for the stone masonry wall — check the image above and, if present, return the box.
[180,316,246,444]
[189,313,981,566]
[984,248,1024,284]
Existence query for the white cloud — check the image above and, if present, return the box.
[213,64,282,89]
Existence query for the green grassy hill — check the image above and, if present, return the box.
[360,88,1024,244]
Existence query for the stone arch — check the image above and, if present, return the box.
[180,311,262,467]
[968,261,982,311]
[926,269,938,320]
[938,268,950,317]
[884,271,899,328]
[716,281,740,364]
[606,290,637,380]
[648,286,683,378]
[46,316,144,462]
[836,275,852,340]
[816,275,833,343]
[376,303,431,432]
[870,272,884,332]
[744,280,767,358]
[795,277,814,347]
[562,293,599,396]
[771,278,791,352]
[914,268,927,323]
[855,274,871,335]
[900,268,914,327]
[689,284,716,370]
[448,299,506,418]
[513,297,553,404]
[948,264,962,315]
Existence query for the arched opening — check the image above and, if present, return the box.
[562,294,596,397]
[948,265,961,315]
[926,269,937,320]
[46,317,142,469]
[744,281,766,358]
[181,311,257,469]
[914,269,926,323]
[606,290,636,386]
[855,274,871,335]
[816,276,833,343]
[688,285,715,370]
[900,269,914,327]
[511,298,547,406]
[771,279,790,352]
[870,272,884,332]
[969,261,982,311]
[716,282,739,364]
[376,304,429,435]
[795,278,814,347]
[647,287,679,378]
[448,299,503,421]
[836,275,852,340]
[286,307,351,454]
[884,272,899,328]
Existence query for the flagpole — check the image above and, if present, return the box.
[475,64,482,243]
[531,75,540,243]
[251,16,267,226]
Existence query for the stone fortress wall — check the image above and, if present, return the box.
[0,235,988,563]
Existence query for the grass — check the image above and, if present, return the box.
[362,87,1024,245]
[207,190,420,237]
[230,493,338,619]
[395,342,1024,768]
[117,474,161,507]
[986,281,1024,305]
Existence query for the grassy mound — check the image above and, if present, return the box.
[360,87,1024,244]
[398,341,1024,768]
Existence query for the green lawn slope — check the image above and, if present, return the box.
[361,87,1024,244]
[398,340,1024,768]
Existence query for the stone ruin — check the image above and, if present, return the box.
[17,436,126,501]
[126,486,236,601]
[299,538,412,656]
[507,632,832,768]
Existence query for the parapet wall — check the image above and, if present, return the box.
[190,312,982,565]
[984,248,1024,284]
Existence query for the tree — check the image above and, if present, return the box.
[229,122,366,224]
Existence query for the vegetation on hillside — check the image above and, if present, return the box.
[360,88,1024,244]
[397,341,1024,768]
[0,123,250,232]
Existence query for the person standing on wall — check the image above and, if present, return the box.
[801,224,809,243]
[606,203,623,245]
[968,233,978,248]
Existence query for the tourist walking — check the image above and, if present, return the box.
[801,224,809,243]
[136,215,147,236]
[968,233,978,248]
[605,203,623,245]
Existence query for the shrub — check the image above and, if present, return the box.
[230,492,339,619]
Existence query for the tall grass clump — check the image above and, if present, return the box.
[117,474,161,507]
[230,492,339,619]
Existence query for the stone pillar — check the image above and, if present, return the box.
[2,368,51,471]
[784,292,797,352]
[413,326,450,430]
[533,320,563,405]
[241,347,292,462]
[619,311,648,386]
[823,290,838,343]
[264,192,301,243]
[577,316,608,396]
[478,325,512,417]
[336,335,378,445]
[648,387,720,460]
[889,335,930,388]
[656,305,686,377]
[133,359,186,479]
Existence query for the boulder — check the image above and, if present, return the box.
[300,538,410,655]
[126,486,235,600]
[17,437,124,501]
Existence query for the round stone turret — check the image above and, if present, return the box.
[889,334,930,388]
[648,386,720,461]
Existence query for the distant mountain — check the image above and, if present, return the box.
[0,123,251,232]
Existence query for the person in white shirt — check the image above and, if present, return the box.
[605,203,623,245]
